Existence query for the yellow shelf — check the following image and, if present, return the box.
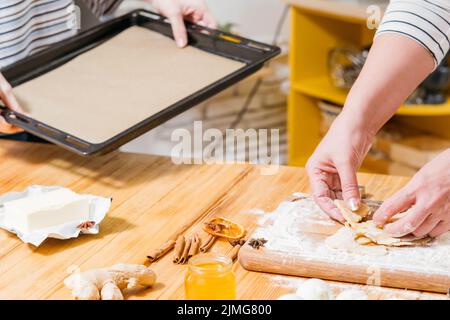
[287,4,450,168]
[292,77,450,116]
[285,0,387,24]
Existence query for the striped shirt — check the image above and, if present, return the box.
[376,0,450,67]
[0,0,122,69]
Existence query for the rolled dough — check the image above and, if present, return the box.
[13,26,245,143]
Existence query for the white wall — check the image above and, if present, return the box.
[205,0,289,43]
[118,0,289,44]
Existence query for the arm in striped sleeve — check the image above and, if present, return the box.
[376,0,450,67]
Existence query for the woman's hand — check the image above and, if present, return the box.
[373,149,450,238]
[149,0,217,48]
[307,34,435,224]
[0,72,23,134]
[306,114,375,223]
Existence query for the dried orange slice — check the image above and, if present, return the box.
[203,217,246,240]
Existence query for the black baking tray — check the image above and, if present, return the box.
[1,9,280,156]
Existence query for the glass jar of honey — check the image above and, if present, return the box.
[185,253,236,300]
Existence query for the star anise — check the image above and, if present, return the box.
[248,238,268,250]
[229,239,246,247]
[77,220,95,230]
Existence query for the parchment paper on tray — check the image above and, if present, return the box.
[13,26,245,144]
[0,186,111,246]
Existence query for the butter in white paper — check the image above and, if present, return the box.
[3,189,91,234]
[0,186,111,246]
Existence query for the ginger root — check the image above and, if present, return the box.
[64,263,156,300]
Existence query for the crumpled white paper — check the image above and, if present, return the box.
[0,185,112,247]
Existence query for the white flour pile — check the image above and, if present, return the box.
[250,193,450,275]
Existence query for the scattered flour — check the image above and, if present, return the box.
[336,289,368,300]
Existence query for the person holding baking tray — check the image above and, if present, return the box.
[0,0,215,135]
[306,0,450,238]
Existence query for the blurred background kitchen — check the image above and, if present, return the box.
[106,0,449,176]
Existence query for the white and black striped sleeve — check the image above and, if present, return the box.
[375,0,450,67]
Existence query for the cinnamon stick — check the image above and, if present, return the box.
[179,237,193,264]
[200,234,217,253]
[188,234,201,259]
[229,244,242,262]
[173,235,186,264]
[147,239,176,262]
[147,209,210,262]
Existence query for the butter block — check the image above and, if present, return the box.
[3,189,91,233]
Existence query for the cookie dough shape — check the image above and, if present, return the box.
[334,199,370,224]
[334,200,430,247]
[325,227,388,256]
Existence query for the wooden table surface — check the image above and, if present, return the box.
[0,140,444,300]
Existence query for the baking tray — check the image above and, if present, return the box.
[0,10,280,156]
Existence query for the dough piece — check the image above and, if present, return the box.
[277,293,303,300]
[351,218,430,247]
[325,227,356,250]
[295,279,334,300]
[336,289,368,300]
[352,221,415,246]
[326,227,388,256]
[335,199,431,247]
[355,235,372,245]
[334,200,371,224]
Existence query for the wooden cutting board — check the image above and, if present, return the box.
[239,196,450,293]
